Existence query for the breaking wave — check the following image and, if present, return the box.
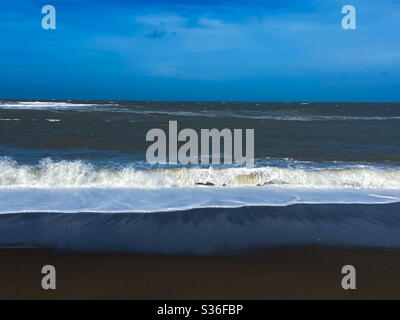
[0,101,116,110]
[0,158,399,189]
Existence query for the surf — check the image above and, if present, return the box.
[1,158,400,189]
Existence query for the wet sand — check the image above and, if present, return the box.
[1,246,400,299]
[1,203,400,254]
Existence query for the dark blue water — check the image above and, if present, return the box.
[1,100,400,166]
[1,100,400,252]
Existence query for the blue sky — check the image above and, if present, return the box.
[0,0,399,101]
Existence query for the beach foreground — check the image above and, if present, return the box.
[1,246,400,299]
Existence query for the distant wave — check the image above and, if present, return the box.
[1,158,399,189]
[108,109,400,121]
[224,112,400,121]
[0,101,116,110]
[236,115,400,121]
[1,101,399,121]
[131,110,400,121]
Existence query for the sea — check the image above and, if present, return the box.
[0,100,399,254]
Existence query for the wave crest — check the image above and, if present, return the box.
[0,159,400,189]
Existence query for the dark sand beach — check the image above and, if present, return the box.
[1,246,400,299]
[0,204,400,299]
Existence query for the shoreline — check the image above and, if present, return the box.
[1,203,400,254]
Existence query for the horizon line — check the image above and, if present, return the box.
[1,97,399,104]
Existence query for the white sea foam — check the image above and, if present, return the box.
[0,186,399,214]
[0,101,115,110]
[0,158,399,213]
[0,158,399,189]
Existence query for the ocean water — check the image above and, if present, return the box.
[1,100,400,252]
[1,99,400,213]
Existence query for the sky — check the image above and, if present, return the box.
[0,0,399,101]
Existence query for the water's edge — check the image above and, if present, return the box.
[1,203,399,255]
